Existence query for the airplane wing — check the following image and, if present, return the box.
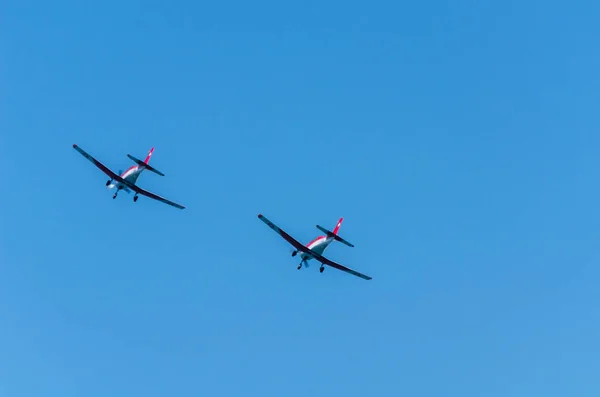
[258,214,307,252]
[258,214,372,280]
[73,144,185,210]
[125,183,185,210]
[309,251,372,280]
[73,144,121,181]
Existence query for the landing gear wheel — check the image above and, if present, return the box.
[106,180,111,186]
[297,264,302,270]
[319,266,324,273]
[291,251,297,257]
[133,196,138,202]
[113,195,117,199]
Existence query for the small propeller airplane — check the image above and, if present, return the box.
[72,144,185,210]
[257,214,372,280]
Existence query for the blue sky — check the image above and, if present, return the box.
[2,0,600,395]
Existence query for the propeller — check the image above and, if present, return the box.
[106,170,122,187]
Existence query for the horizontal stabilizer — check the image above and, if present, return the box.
[316,225,354,247]
[127,154,165,176]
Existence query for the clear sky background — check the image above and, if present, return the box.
[2,0,600,395]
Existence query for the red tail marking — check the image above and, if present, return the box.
[144,148,154,164]
[333,218,343,234]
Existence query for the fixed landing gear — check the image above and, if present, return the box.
[106,179,112,186]
[291,250,297,257]
[133,194,138,202]
[320,266,324,273]
[297,259,305,270]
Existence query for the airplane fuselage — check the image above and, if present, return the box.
[292,235,337,270]
[299,235,335,263]
[107,165,145,191]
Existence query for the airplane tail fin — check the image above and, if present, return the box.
[127,148,165,176]
[144,148,154,164]
[316,218,354,247]
[333,218,343,234]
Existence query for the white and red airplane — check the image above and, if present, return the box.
[257,214,372,280]
[72,144,185,209]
